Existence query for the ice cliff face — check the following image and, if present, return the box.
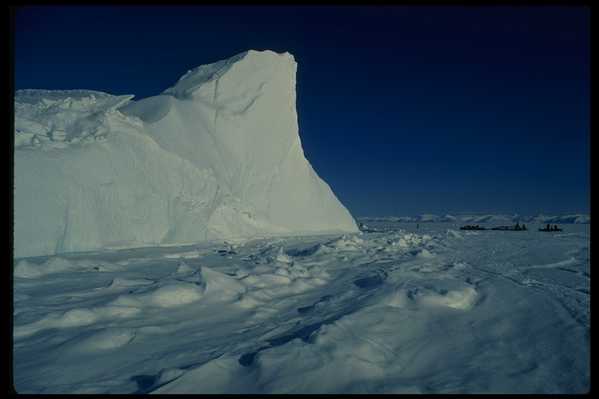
[14,50,358,258]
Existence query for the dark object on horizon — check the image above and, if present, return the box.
[459,224,487,231]
[539,223,562,232]
[490,222,528,231]
[461,222,529,232]
[416,223,419,230]
[515,222,527,231]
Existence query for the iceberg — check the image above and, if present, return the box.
[14,50,358,258]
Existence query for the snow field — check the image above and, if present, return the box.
[13,223,589,393]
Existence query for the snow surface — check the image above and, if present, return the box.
[13,222,589,393]
[14,50,357,258]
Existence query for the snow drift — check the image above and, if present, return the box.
[14,50,358,258]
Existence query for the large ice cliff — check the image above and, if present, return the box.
[14,50,358,258]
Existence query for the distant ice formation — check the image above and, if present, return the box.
[359,214,590,224]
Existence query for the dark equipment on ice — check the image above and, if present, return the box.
[539,224,562,232]
[459,224,487,231]
[490,222,528,231]
[460,222,529,232]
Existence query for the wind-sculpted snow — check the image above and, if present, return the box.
[14,50,357,258]
[15,89,135,150]
[13,223,589,393]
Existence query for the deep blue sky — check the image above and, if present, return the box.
[14,6,590,216]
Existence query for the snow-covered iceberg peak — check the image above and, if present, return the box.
[163,50,252,99]
[14,50,358,258]
[163,50,294,99]
[121,49,358,237]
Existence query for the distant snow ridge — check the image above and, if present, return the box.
[14,50,358,258]
[360,213,589,224]
[527,214,590,224]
